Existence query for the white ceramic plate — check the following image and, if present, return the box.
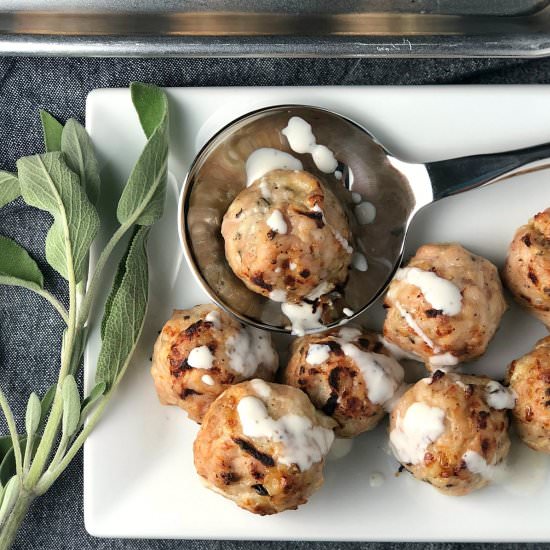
[84,86,550,542]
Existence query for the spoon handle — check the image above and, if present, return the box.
[426,142,550,201]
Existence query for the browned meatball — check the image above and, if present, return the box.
[283,327,404,437]
[151,304,278,423]
[383,243,507,370]
[503,209,550,328]
[506,336,550,453]
[193,380,336,515]
[221,169,352,303]
[389,371,512,496]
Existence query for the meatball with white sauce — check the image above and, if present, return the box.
[193,380,336,515]
[221,169,352,303]
[383,243,507,370]
[503,209,550,328]
[151,305,278,423]
[390,371,513,496]
[283,327,405,437]
[506,336,550,453]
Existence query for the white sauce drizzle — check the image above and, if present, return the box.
[289,262,297,270]
[282,116,338,174]
[485,381,516,410]
[327,437,353,461]
[462,450,500,480]
[266,209,287,234]
[204,310,221,329]
[351,251,368,271]
[334,230,354,254]
[259,180,272,200]
[378,336,423,362]
[354,201,377,225]
[306,281,334,300]
[395,301,439,351]
[389,402,446,465]
[225,328,278,377]
[249,378,272,400]
[306,344,331,365]
[428,352,459,368]
[245,148,303,186]
[351,191,362,204]
[201,374,215,386]
[394,267,462,316]
[334,170,343,180]
[237,396,334,471]
[269,289,287,302]
[281,301,324,336]
[187,345,214,370]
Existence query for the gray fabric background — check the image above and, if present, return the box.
[0,56,549,549]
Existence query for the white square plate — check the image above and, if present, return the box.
[84,85,550,542]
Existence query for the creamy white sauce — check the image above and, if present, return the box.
[462,450,500,480]
[394,267,462,316]
[338,327,362,341]
[249,378,272,400]
[289,262,297,270]
[201,374,215,386]
[281,301,324,336]
[343,307,354,317]
[369,472,386,488]
[225,328,278,377]
[351,191,362,204]
[334,230,354,254]
[383,382,411,413]
[266,209,287,234]
[428,352,459,368]
[204,310,221,329]
[395,301,438,351]
[269,289,287,302]
[326,437,353,461]
[306,343,331,365]
[485,381,516,410]
[282,116,338,174]
[351,251,368,271]
[334,170,343,180]
[259,180,272,200]
[390,402,446,465]
[354,201,376,225]
[246,148,303,186]
[378,336,423,362]
[341,343,404,405]
[237,396,334,471]
[306,281,334,300]
[187,345,214,370]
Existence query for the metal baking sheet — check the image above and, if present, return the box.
[0,0,549,58]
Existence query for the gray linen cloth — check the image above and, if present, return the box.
[0,56,548,549]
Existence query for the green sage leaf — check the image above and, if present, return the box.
[40,110,63,153]
[0,171,20,208]
[17,152,100,283]
[25,393,41,438]
[61,375,80,438]
[0,235,44,288]
[116,84,168,227]
[39,385,56,433]
[0,475,19,527]
[61,118,101,205]
[95,226,150,388]
[78,381,106,430]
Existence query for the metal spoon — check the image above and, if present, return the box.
[179,104,550,333]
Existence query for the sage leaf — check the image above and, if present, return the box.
[130,82,168,139]
[61,375,80,438]
[38,385,56,433]
[116,85,168,227]
[25,393,41,438]
[0,171,20,208]
[61,118,101,205]
[0,235,44,288]
[0,475,19,527]
[40,110,63,153]
[78,381,106,429]
[17,152,100,283]
[95,226,150,388]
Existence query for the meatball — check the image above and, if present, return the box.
[193,380,336,515]
[283,326,404,437]
[389,371,512,496]
[503,209,550,328]
[506,336,550,453]
[221,169,352,303]
[151,304,278,423]
[383,243,507,370]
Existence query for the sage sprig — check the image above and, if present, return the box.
[0,82,168,549]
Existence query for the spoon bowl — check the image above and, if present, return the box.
[179,104,550,333]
